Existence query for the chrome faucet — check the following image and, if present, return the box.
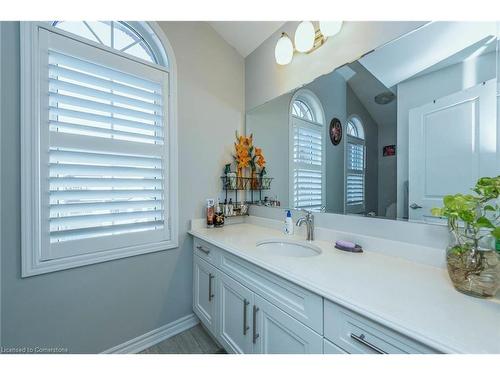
[296,210,315,241]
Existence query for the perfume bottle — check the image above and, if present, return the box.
[206,199,215,228]
[214,199,225,228]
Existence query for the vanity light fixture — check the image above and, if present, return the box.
[275,21,343,65]
[294,21,316,53]
[319,21,343,37]
[275,32,294,65]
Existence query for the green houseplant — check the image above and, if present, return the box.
[432,176,500,298]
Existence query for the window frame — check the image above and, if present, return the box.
[288,89,326,211]
[21,22,178,277]
[344,115,366,214]
[51,21,167,67]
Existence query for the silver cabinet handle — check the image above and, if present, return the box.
[196,245,210,255]
[350,333,387,354]
[252,305,260,344]
[409,203,422,210]
[243,299,250,335]
[208,273,215,302]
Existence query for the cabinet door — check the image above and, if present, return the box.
[253,294,322,354]
[323,339,348,354]
[218,273,254,353]
[193,256,218,335]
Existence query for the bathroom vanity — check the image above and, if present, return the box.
[189,218,500,354]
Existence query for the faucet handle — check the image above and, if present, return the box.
[298,208,314,219]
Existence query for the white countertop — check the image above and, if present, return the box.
[189,221,500,354]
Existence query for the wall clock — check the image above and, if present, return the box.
[329,117,342,145]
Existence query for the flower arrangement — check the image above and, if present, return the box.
[232,131,266,189]
[254,147,266,169]
[234,132,253,172]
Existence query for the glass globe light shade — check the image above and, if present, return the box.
[294,21,315,53]
[275,33,293,65]
[319,21,343,37]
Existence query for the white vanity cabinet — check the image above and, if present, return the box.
[192,236,439,354]
[193,238,323,354]
[323,300,437,354]
[218,272,254,353]
[193,255,218,336]
[253,294,323,354]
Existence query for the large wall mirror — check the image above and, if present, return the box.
[246,21,500,224]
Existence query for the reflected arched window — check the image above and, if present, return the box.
[346,116,365,139]
[345,115,366,213]
[290,89,325,211]
[292,99,314,122]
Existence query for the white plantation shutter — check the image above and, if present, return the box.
[38,28,171,261]
[291,116,324,210]
[346,137,365,211]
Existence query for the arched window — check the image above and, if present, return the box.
[346,116,365,139]
[21,22,178,276]
[345,115,366,214]
[289,89,325,211]
[51,21,168,67]
[292,99,314,122]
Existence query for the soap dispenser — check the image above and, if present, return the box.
[284,210,293,235]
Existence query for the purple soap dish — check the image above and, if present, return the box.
[334,240,363,253]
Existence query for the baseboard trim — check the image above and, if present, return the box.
[103,313,200,354]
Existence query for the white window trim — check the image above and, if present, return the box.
[21,22,178,277]
[288,89,326,211]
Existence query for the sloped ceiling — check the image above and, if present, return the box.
[358,21,497,88]
[208,21,286,57]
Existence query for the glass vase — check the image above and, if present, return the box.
[446,229,500,298]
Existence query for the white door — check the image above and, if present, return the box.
[408,79,498,221]
[193,256,218,336]
[218,274,254,353]
[253,294,322,354]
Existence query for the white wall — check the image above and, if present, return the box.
[0,21,244,353]
[245,21,427,111]
[396,52,496,219]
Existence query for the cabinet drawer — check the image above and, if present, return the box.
[220,252,323,334]
[324,300,437,354]
[193,238,221,266]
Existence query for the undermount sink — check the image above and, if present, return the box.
[255,239,322,257]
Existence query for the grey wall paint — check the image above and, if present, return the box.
[377,116,397,218]
[246,93,292,206]
[0,21,244,353]
[346,85,379,215]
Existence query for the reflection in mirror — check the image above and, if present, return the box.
[246,21,499,224]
